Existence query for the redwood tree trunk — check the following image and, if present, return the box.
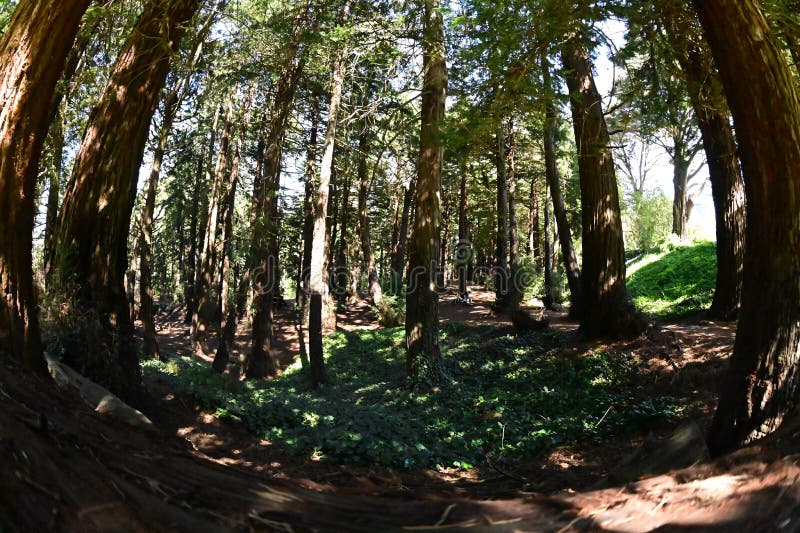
[693,0,800,454]
[53,0,199,400]
[457,160,470,299]
[406,0,446,382]
[657,0,745,320]
[248,10,308,379]
[299,99,319,324]
[562,36,644,340]
[0,0,88,372]
[392,178,414,293]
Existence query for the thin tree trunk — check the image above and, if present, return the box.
[392,177,414,293]
[43,104,65,285]
[53,0,199,400]
[507,119,519,266]
[406,0,446,382]
[528,176,541,263]
[299,99,319,325]
[310,1,350,331]
[357,130,382,304]
[193,97,234,355]
[543,57,582,316]
[543,183,554,310]
[692,0,800,454]
[457,160,470,300]
[671,138,690,237]
[494,123,509,308]
[0,0,88,372]
[562,35,644,340]
[214,89,254,373]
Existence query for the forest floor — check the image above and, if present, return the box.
[4,286,800,531]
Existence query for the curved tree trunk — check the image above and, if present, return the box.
[406,0,446,383]
[692,0,800,454]
[0,0,89,372]
[53,0,199,400]
[657,0,745,321]
[562,36,644,340]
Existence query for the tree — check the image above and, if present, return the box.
[692,0,800,454]
[53,0,201,399]
[0,0,89,371]
[406,0,446,382]
[562,33,644,339]
[653,0,745,320]
[309,0,352,332]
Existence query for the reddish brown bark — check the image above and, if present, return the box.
[562,36,644,340]
[693,0,800,454]
[54,0,200,398]
[406,0,446,382]
[0,0,89,372]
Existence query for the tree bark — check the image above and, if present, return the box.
[543,183,554,310]
[457,160,470,300]
[493,124,510,308]
[392,177,414,294]
[53,0,199,399]
[193,96,234,355]
[406,0,446,383]
[692,0,800,454]
[528,176,541,263]
[562,36,644,340]
[0,0,89,372]
[43,104,65,286]
[299,99,320,325]
[670,137,690,237]
[543,57,582,316]
[506,120,519,267]
[310,2,350,332]
[357,129,383,305]
[248,9,308,379]
[657,0,745,320]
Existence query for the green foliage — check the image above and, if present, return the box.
[625,190,673,253]
[143,324,681,470]
[628,241,716,319]
[374,293,405,327]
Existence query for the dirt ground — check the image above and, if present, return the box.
[4,286,799,531]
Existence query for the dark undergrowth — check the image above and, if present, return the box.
[142,323,683,470]
[628,240,716,320]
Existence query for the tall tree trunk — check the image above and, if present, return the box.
[392,177,414,294]
[140,4,220,358]
[0,0,88,372]
[494,123,510,308]
[43,104,66,286]
[53,0,199,400]
[457,160,470,300]
[193,97,234,355]
[543,57,582,316]
[692,0,800,454]
[671,138,690,237]
[299,99,319,325]
[506,120,519,267]
[334,165,355,302]
[528,176,541,263]
[406,0,446,382]
[543,183,554,310]
[656,0,745,320]
[357,130,383,304]
[214,89,254,373]
[310,2,350,332]
[186,122,215,324]
[248,9,308,379]
[562,36,644,340]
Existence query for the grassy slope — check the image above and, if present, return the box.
[627,241,717,319]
